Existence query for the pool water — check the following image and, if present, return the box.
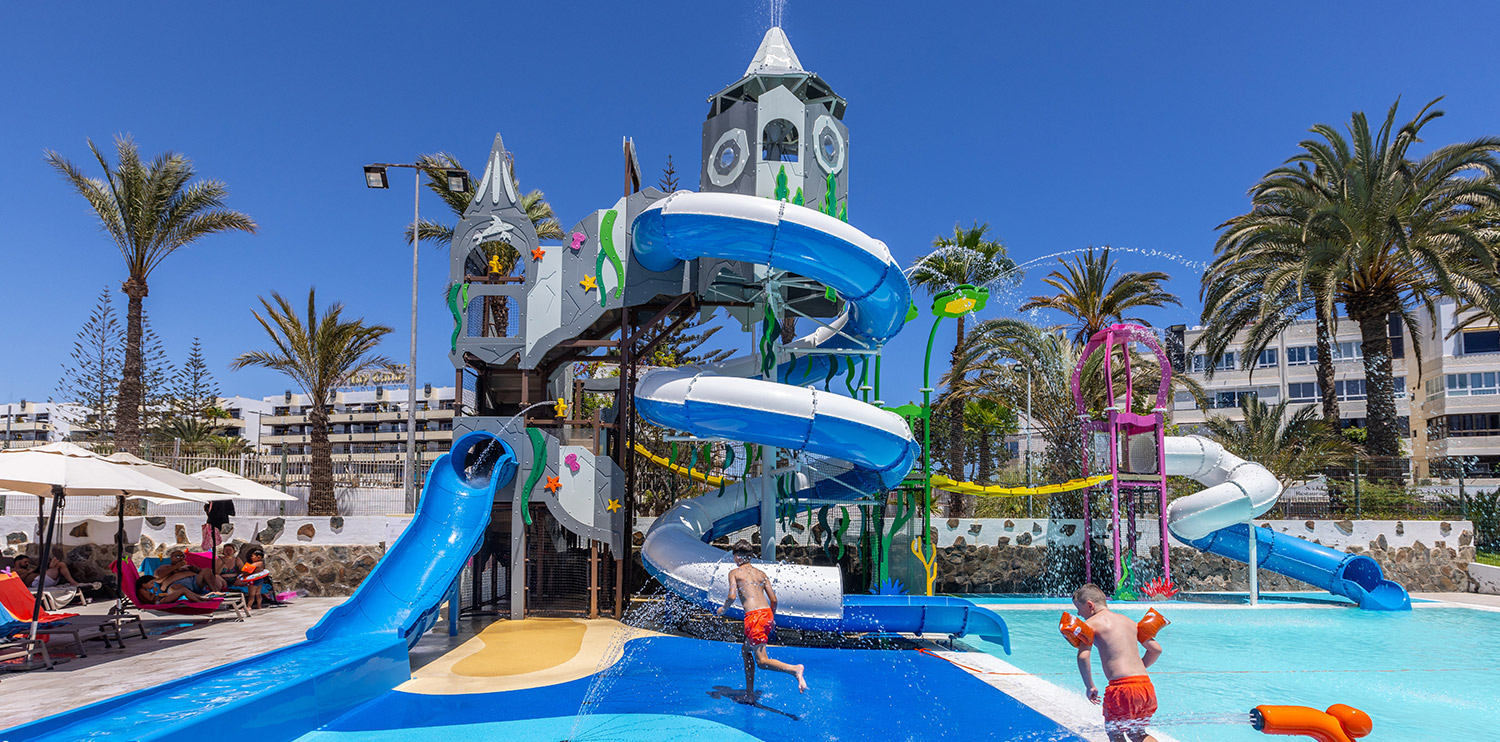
[963,604,1500,741]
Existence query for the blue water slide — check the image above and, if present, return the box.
[1184,523,1411,611]
[4,432,517,742]
[632,192,1007,648]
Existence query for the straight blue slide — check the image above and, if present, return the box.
[4,432,517,742]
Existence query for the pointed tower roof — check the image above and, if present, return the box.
[746,27,803,75]
[708,26,845,119]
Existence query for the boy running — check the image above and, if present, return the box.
[717,540,808,696]
[1071,583,1162,742]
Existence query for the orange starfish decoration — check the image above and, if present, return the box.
[531,246,546,261]
[544,476,561,494]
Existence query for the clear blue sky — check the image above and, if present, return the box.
[3,1,1497,407]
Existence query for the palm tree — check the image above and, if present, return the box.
[1240,98,1500,460]
[908,221,1017,508]
[155,416,222,455]
[46,136,257,454]
[407,152,565,336]
[1198,203,1343,424]
[963,398,1016,484]
[1202,395,1353,489]
[1019,247,1181,344]
[231,289,392,515]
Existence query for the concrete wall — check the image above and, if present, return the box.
[1470,562,1500,595]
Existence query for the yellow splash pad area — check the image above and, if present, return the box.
[401,617,661,695]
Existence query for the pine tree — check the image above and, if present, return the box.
[55,287,122,441]
[169,338,221,420]
[138,313,176,447]
[658,155,680,193]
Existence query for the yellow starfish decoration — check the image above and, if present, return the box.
[530,246,546,261]
[580,275,598,291]
[606,498,621,513]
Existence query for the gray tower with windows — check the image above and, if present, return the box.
[701,27,849,220]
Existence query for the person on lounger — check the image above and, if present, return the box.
[136,573,211,604]
[155,550,218,596]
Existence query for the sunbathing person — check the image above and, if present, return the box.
[155,550,218,596]
[212,543,242,592]
[30,549,86,590]
[136,574,212,604]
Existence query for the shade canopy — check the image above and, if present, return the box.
[190,467,299,502]
[0,443,198,500]
[105,452,233,500]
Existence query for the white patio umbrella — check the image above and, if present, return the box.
[189,467,298,502]
[0,443,204,639]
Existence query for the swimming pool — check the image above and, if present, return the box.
[962,603,1500,740]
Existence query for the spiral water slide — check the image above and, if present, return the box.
[631,192,1009,647]
[1156,435,1410,610]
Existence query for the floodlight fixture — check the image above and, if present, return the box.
[363,165,389,189]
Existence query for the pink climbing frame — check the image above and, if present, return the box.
[1069,323,1172,590]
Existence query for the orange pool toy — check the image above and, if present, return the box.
[1058,612,1094,649]
[1136,608,1169,642]
[1251,703,1372,742]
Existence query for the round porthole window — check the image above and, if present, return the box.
[707,128,749,187]
[812,114,845,175]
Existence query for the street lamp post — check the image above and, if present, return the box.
[362,162,469,512]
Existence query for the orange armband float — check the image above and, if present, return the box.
[1136,607,1169,642]
[1059,612,1094,649]
[1251,703,1372,742]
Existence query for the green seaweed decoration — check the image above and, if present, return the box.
[758,303,781,377]
[775,165,790,202]
[445,282,470,352]
[821,170,838,216]
[835,508,851,561]
[838,201,848,223]
[817,505,833,560]
[520,428,548,526]
[793,187,804,206]
[596,210,625,307]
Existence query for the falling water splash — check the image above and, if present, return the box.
[764,0,787,29]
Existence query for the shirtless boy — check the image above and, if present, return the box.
[717,540,808,696]
[1072,583,1162,742]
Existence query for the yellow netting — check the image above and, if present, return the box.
[632,442,736,486]
[927,473,1114,497]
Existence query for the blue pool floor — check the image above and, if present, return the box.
[300,635,1087,742]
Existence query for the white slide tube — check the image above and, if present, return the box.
[1150,435,1283,541]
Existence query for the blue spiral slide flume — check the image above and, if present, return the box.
[632,192,1009,649]
[4,432,517,742]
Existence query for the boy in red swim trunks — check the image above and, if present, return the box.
[717,540,808,696]
[1071,583,1162,742]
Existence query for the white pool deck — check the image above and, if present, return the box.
[1,592,1496,733]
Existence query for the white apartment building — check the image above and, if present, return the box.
[1170,300,1500,478]
[261,376,456,470]
[0,401,80,446]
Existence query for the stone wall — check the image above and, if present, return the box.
[630,518,1477,594]
[10,538,388,598]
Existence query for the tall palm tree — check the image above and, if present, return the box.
[407,152,565,336]
[1203,395,1353,489]
[1232,98,1500,460]
[232,289,393,516]
[46,136,257,454]
[1018,247,1181,344]
[908,221,1017,507]
[1198,203,1343,423]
